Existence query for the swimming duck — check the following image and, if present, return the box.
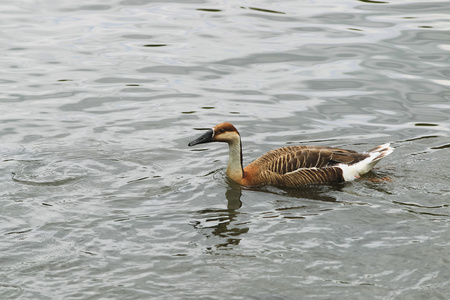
[188,122,393,187]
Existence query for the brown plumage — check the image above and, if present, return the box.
[188,122,394,188]
[249,146,359,187]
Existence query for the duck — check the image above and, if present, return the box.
[188,122,394,188]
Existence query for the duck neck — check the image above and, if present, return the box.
[226,137,244,182]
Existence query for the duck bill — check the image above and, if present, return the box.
[188,129,214,146]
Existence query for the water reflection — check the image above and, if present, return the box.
[224,187,243,210]
[191,182,341,252]
[191,186,246,251]
[251,184,339,203]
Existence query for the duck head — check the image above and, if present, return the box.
[188,122,240,146]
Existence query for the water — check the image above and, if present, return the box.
[1,0,449,299]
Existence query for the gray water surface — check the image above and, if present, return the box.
[1,0,449,299]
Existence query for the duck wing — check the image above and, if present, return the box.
[244,146,372,187]
[252,146,368,175]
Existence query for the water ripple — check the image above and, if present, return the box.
[1,0,450,299]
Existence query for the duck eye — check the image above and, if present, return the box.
[218,129,225,134]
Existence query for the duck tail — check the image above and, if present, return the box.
[339,143,394,181]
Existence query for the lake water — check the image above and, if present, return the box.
[1,0,449,299]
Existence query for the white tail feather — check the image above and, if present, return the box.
[340,143,394,181]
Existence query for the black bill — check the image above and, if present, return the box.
[188,129,214,146]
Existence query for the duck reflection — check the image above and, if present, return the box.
[191,182,343,251]
[258,184,339,202]
[191,186,247,250]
